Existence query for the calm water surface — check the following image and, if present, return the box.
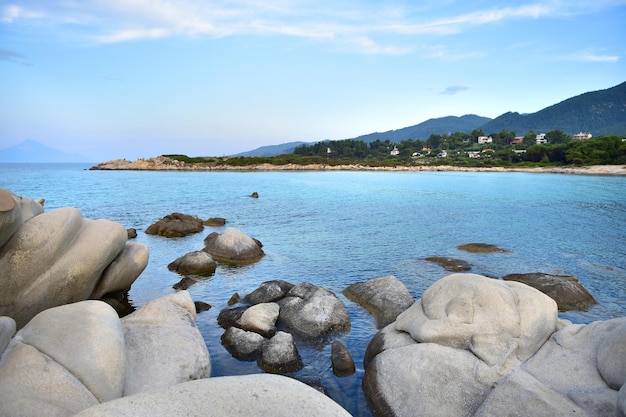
[2,163,625,416]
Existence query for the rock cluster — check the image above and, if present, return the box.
[363,273,626,417]
[219,280,351,375]
[145,212,204,237]
[0,291,209,417]
[0,189,148,328]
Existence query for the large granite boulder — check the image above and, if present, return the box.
[344,275,414,328]
[278,283,351,339]
[0,291,211,417]
[145,212,204,237]
[74,374,352,417]
[503,272,597,311]
[363,273,625,417]
[203,227,264,264]
[0,189,44,248]
[0,202,147,328]
[0,301,125,417]
[122,291,211,395]
[167,250,216,276]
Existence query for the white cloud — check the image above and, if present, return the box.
[440,85,470,95]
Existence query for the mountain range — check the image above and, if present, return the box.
[239,81,626,156]
[0,140,90,163]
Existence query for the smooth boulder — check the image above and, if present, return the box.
[278,283,350,339]
[145,212,204,237]
[344,275,414,328]
[0,301,125,417]
[503,272,597,311]
[203,228,264,264]
[0,207,133,328]
[257,331,303,374]
[235,302,280,338]
[90,241,149,299]
[0,189,44,248]
[122,291,211,395]
[168,250,216,276]
[245,280,295,304]
[74,374,351,417]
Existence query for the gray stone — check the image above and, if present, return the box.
[0,189,44,248]
[235,302,279,338]
[363,343,493,417]
[278,283,350,339]
[0,207,128,328]
[343,275,414,328]
[395,273,558,375]
[145,212,204,237]
[597,319,626,389]
[0,316,15,356]
[618,384,626,417]
[0,300,125,417]
[91,241,149,299]
[203,227,264,264]
[121,291,211,395]
[221,326,266,360]
[503,272,597,311]
[331,341,355,377]
[74,374,352,417]
[258,331,303,374]
[245,280,295,304]
[167,250,216,276]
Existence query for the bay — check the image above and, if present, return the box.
[2,163,625,416]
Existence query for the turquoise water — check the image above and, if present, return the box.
[2,163,625,416]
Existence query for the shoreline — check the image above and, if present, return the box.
[91,158,626,175]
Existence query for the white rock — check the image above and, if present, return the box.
[90,241,149,299]
[235,302,279,338]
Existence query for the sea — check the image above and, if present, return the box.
[2,162,625,416]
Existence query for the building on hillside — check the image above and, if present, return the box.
[467,151,481,158]
[437,150,447,158]
[573,132,593,140]
[536,133,547,144]
[478,136,493,144]
[510,136,524,145]
[390,146,400,156]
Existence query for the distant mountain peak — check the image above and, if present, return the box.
[0,140,90,162]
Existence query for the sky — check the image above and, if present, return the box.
[0,0,625,161]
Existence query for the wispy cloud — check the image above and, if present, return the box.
[555,50,620,62]
[440,85,470,95]
[0,48,32,66]
[1,1,623,55]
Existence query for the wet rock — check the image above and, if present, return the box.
[126,228,137,239]
[257,331,303,374]
[145,212,203,237]
[250,192,259,198]
[457,243,509,253]
[278,283,350,339]
[235,302,279,338]
[173,277,196,290]
[503,272,597,311]
[331,341,355,377]
[245,280,295,304]
[423,256,472,272]
[227,292,240,305]
[343,275,414,328]
[221,326,265,360]
[168,251,216,276]
[217,306,247,329]
[194,301,212,313]
[204,217,226,226]
[203,228,264,265]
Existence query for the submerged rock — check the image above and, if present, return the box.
[457,243,509,253]
[503,272,597,311]
[331,341,355,377]
[204,217,226,226]
[423,256,472,272]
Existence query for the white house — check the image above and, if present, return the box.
[390,146,400,156]
[478,136,493,144]
[573,132,593,140]
[536,133,547,144]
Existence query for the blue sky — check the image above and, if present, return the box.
[1,0,625,161]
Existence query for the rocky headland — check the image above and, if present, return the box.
[90,156,626,175]
[0,188,624,417]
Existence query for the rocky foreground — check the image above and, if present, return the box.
[91,157,626,175]
[0,189,625,417]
